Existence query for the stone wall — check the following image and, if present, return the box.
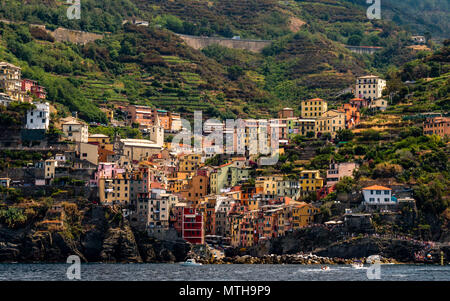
[177,34,272,53]
[47,27,103,45]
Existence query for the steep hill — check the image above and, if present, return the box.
[0,0,447,122]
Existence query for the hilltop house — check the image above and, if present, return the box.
[362,185,397,210]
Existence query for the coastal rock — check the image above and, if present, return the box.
[99,224,142,263]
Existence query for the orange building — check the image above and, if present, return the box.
[126,105,158,127]
[339,103,361,129]
[181,175,209,204]
[197,196,217,236]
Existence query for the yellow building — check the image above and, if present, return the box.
[100,108,114,122]
[292,203,319,228]
[179,153,202,172]
[167,178,186,193]
[120,138,163,161]
[98,174,131,205]
[299,170,324,196]
[0,62,25,102]
[44,159,57,180]
[315,109,346,139]
[88,133,110,145]
[301,98,328,119]
[255,175,284,196]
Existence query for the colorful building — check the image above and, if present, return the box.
[315,109,346,139]
[301,98,328,119]
[299,170,324,197]
[326,162,358,187]
[182,207,204,244]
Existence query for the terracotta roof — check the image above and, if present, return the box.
[230,185,242,192]
[219,162,233,168]
[362,185,391,191]
[151,182,164,189]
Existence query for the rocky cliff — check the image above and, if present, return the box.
[0,204,191,263]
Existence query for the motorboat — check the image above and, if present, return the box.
[321,265,330,271]
[180,258,203,266]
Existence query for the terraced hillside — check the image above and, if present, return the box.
[0,0,447,122]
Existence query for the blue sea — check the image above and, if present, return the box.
[0,264,449,281]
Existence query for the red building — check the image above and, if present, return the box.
[31,85,47,99]
[22,79,36,92]
[182,207,204,244]
[21,79,47,99]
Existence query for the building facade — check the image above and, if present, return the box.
[301,98,327,119]
[423,117,450,138]
[26,102,50,130]
[355,75,386,100]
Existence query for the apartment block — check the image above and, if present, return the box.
[355,75,386,100]
[301,98,328,119]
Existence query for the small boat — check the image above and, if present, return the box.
[321,266,330,271]
[351,262,365,269]
[180,259,202,266]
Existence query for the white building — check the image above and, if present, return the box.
[62,120,89,143]
[369,98,388,112]
[55,154,66,162]
[411,35,426,44]
[26,102,50,130]
[362,185,396,208]
[355,75,386,100]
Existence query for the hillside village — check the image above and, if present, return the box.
[0,0,448,265]
[0,55,448,263]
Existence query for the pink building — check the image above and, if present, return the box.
[91,163,125,187]
[326,162,358,187]
[22,79,36,92]
[22,79,47,99]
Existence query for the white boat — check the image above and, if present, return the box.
[351,262,365,269]
[321,266,330,271]
[180,259,202,266]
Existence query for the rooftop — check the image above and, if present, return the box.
[362,185,391,191]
